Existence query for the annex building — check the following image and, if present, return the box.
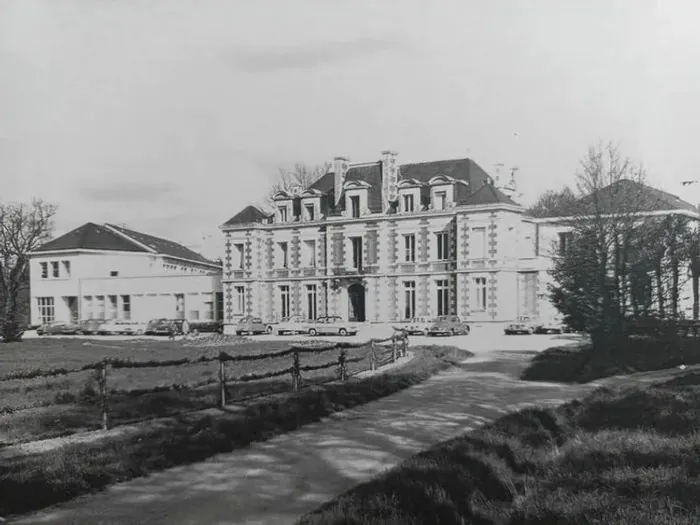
[29,223,223,326]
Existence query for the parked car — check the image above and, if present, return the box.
[306,315,359,337]
[37,321,81,335]
[98,320,147,335]
[145,318,191,336]
[396,317,432,335]
[275,316,309,335]
[536,317,565,334]
[78,318,106,335]
[505,316,541,335]
[189,320,224,334]
[426,316,470,336]
[234,316,272,335]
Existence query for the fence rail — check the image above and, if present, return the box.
[0,331,410,430]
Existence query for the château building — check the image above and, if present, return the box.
[220,151,554,332]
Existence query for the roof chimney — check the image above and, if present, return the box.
[333,157,350,206]
[381,150,399,212]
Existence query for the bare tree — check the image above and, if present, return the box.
[549,142,655,348]
[265,162,331,210]
[0,199,57,342]
[526,186,578,218]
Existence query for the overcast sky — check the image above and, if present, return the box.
[2,0,700,258]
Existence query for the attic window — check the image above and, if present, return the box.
[434,191,447,210]
[350,196,361,218]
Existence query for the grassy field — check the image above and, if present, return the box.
[0,335,387,445]
[521,334,700,383]
[0,344,472,518]
[297,369,700,525]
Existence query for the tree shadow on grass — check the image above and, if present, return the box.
[7,363,601,525]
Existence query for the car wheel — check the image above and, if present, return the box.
[450,329,455,336]
[309,328,317,336]
[423,329,430,336]
[339,328,348,336]
[528,328,534,335]
[266,325,273,334]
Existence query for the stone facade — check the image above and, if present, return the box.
[219,202,565,329]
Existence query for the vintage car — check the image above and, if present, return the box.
[274,316,309,335]
[98,320,147,336]
[426,316,471,336]
[78,318,106,335]
[145,318,191,336]
[306,315,359,337]
[397,317,432,336]
[505,316,542,335]
[189,320,224,334]
[234,316,272,335]
[37,321,81,336]
[535,316,565,334]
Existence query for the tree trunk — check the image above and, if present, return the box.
[655,260,665,318]
[693,267,700,321]
[670,244,679,318]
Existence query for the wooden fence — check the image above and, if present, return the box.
[0,331,409,431]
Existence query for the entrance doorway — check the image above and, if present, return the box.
[348,283,366,322]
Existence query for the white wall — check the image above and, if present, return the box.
[30,250,222,325]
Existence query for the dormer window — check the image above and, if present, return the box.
[278,206,288,222]
[435,191,446,210]
[397,178,424,213]
[343,180,372,218]
[403,194,414,212]
[305,203,315,221]
[428,175,456,210]
[301,189,322,221]
[272,190,294,223]
[350,196,360,218]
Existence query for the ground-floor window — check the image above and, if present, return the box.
[306,284,317,320]
[234,286,245,315]
[95,296,105,319]
[436,279,449,316]
[280,285,290,318]
[83,296,93,320]
[107,295,118,320]
[203,300,214,320]
[474,277,487,311]
[216,292,224,320]
[403,281,416,319]
[121,295,131,320]
[37,297,54,323]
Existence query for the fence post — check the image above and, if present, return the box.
[99,362,109,431]
[218,352,227,408]
[338,349,347,381]
[402,332,408,357]
[392,334,397,363]
[292,351,301,391]
[370,342,376,372]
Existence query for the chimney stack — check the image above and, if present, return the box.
[381,150,399,212]
[333,156,350,205]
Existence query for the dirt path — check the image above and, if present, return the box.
[8,351,634,525]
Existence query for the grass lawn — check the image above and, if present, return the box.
[0,335,387,445]
[297,369,700,525]
[0,344,472,518]
[521,334,700,383]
